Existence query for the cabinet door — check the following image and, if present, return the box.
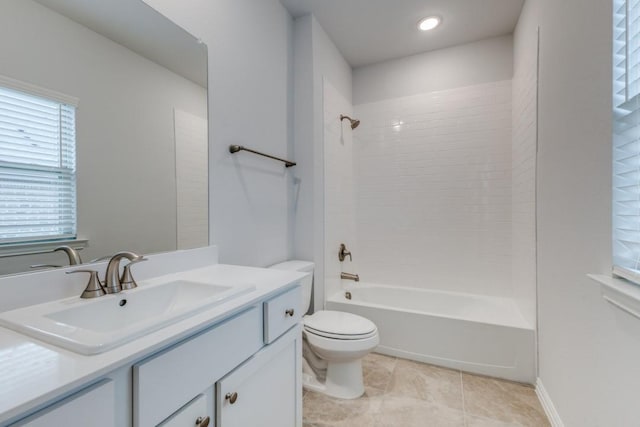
[216,325,301,427]
[159,394,210,427]
[12,380,114,427]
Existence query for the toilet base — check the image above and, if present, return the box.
[302,357,365,399]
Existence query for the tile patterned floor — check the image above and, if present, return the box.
[303,353,550,427]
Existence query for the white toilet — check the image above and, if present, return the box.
[269,260,379,399]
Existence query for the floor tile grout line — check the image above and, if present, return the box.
[380,355,396,395]
[373,354,396,427]
[378,355,397,427]
[460,369,468,427]
[380,357,395,399]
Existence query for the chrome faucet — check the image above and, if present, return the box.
[341,272,359,282]
[103,251,146,294]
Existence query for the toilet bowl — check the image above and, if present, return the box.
[303,310,379,398]
[269,260,379,399]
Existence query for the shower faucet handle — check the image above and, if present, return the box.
[339,243,352,262]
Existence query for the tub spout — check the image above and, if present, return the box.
[341,272,359,282]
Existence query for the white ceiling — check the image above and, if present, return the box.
[280,0,525,68]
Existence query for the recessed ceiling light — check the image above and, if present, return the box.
[418,16,441,31]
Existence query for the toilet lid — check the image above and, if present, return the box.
[304,311,377,337]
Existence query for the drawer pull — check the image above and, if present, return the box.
[225,392,238,404]
[195,416,210,427]
[285,308,295,317]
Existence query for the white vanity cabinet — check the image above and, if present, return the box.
[3,284,302,427]
[144,286,303,427]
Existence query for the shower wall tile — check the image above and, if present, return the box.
[511,50,538,327]
[354,81,513,297]
[324,79,359,301]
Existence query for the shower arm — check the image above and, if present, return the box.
[340,115,360,130]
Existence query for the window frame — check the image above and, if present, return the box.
[0,75,80,249]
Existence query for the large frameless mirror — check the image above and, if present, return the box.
[0,0,209,275]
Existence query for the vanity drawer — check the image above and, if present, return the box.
[263,286,301,344]
[12,380,114,427]
[133,307,262,427]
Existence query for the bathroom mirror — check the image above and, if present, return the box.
[0,0,209,275]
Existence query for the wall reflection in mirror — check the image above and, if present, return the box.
[0,0,209,275]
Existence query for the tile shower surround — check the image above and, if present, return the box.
[511,54,538,326]
[353,81,513,297]
[323,80,359,301]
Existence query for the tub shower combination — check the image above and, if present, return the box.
[325,106,536,384]
[327,283,535,383]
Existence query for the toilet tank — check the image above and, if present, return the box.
[269,260,314,314]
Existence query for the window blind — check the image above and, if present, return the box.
[0,84,77,244]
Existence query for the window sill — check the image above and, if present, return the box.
[588,273,640,320]
[0,239,88,258]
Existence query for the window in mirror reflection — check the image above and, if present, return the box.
[0,79,77,244]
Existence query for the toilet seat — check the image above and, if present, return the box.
[304,323,380,362]
[304,326,378,340]
[303,310,377,340]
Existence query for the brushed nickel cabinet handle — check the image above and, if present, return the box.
[225,392,238,404]
[285,308,295,317]
[195,416,210,427]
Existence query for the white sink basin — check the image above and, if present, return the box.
[0,280,255,355]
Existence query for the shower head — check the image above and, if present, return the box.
[340,114,360,130]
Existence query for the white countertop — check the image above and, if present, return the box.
[0,263,306,425]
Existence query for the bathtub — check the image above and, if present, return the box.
[326,283,535,384]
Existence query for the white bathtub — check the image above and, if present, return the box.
[326,283,535,383]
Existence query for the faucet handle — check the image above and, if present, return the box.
[119,257,147,291]
[30,264,62,269]
[67,269,106,299]
[338,243,353,262]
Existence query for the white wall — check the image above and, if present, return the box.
[511,7,539,327]
[354,81,513,296]
[292,15,315,267]
[145,0,294,267]
[514,0,640,425]
[292,15,352,311]
[311,19,353,103]
[0,0,207,275]
[353,35,514,105]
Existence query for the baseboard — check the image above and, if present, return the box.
[536,378,565,427]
